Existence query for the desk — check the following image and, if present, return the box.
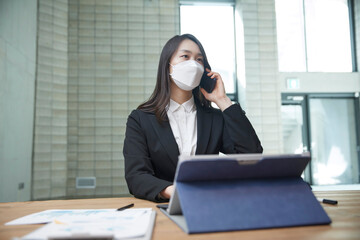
[1,190,359,240]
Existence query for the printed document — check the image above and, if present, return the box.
[5,208,155,240]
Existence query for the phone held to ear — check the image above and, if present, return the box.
[200,73,217,93]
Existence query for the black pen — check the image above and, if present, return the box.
[117,203,134,211]
[317,198,338,205]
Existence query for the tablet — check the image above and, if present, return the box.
[166,152,311,215]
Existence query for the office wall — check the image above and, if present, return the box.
[66,0,179,198]
[32,0,68,200]
[31,0,179,200]
[235,0,283,154]
[0,0,37,202]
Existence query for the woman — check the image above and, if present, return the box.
[123,34,263,202]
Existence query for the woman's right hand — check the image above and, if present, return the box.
[160,185,174,199]
[200,68,232,111]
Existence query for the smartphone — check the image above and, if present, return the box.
[200,73,217,93]
[156,204,169,210]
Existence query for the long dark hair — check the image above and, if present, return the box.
[138,34,212,122]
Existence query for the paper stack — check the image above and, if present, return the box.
[6,208,156,240]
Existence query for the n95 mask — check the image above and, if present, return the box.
[170,60,204,91]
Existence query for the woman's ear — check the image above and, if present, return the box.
[169,63,173,75]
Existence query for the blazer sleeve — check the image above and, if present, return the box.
[123,110,172,202]
[220,103,263,154]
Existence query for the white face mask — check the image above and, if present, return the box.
[170,60,204,91]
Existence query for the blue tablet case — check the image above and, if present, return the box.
[163,153,331,234]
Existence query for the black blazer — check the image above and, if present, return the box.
[123,102,263,202]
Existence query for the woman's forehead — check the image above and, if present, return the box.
[176,39,201,55]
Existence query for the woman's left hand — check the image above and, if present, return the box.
[200,68,232,111]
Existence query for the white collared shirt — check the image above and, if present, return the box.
[166,96,197,156]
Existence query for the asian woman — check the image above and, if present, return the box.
[123,34,263,202]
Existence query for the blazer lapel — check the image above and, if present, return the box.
[149,115,179,168]
[196,104,213,154]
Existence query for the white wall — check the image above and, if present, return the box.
[280,72,360,93]
[235,0,283,154]
[0,0,37,202]
[32,0,69,200]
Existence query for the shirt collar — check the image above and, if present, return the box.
[168,96,196,113]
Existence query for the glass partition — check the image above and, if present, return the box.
[309,98,359,185]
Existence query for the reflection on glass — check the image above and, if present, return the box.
[281,105,304,154]
[309,98,358,185]
[180,5,236,93]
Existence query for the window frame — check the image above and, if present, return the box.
[348,0,358,72]
[282,92,360,185]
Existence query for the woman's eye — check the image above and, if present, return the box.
[181,55,189,58]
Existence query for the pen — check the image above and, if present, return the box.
[117,203,134,211]
[317,198,338,205]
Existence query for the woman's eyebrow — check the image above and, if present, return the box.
[179,49,203,56]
